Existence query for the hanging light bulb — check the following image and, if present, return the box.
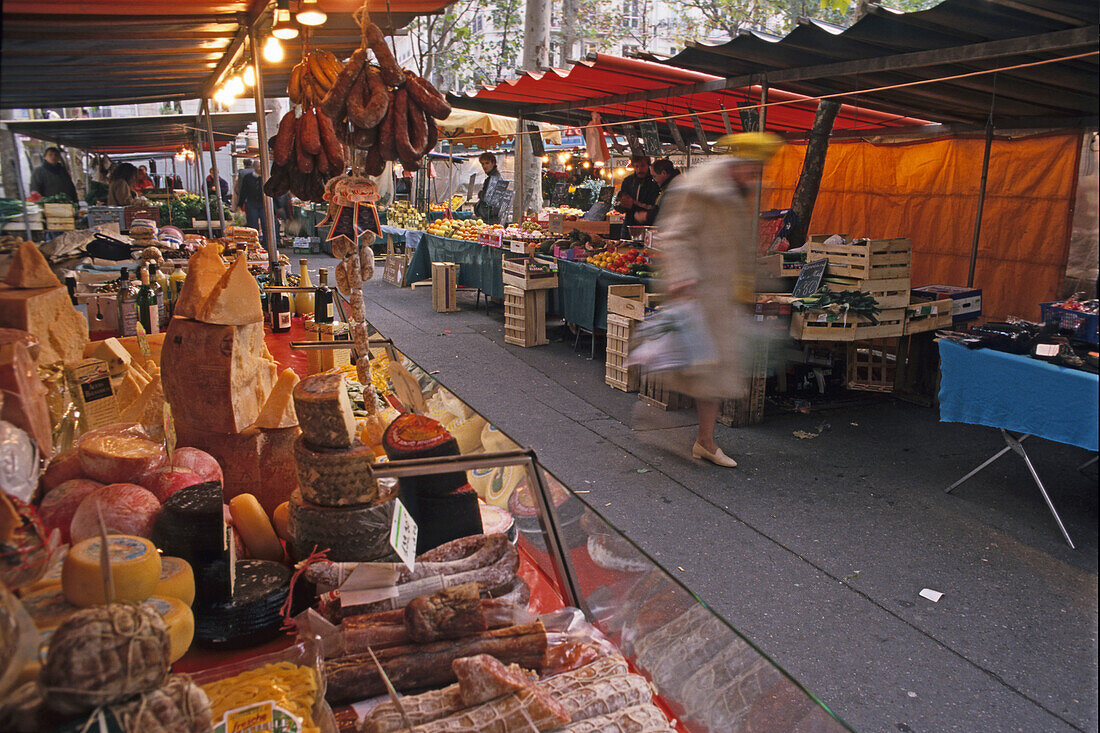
[226,75,245,97]
[541,155,549,164]
[582,161,590,169]
[272,0,299,39]
[243,65,255,87]
[263,34,285,63]
[295,0,327,26]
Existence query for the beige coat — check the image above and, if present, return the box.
[655,158,757,400]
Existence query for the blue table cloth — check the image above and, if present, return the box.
[403,234,505,298]
[938,339,1098,451]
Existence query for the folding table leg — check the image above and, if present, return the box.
[1077,455,1098,472]
[1009,433,1075,548]
[945,434,1025,493]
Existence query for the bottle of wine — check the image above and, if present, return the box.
[65,274,78,305]
[168,263,186,314]
[314,268,334,324]
[116,267,138,337]
[295,258,314,317]
[147,263,167,330]
[270,265,292,333]
[136,266,159,335]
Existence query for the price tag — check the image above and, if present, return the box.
[1035,343,1059,357]
[135,322,151,358]
[388,498,418,572]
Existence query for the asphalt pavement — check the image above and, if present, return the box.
[314,254,1097,732]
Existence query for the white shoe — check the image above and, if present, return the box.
[692,441,738,467]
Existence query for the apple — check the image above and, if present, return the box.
[70,483,161,543]
[39,479,104,544]
[169,447,223,484]
[142,466,205,503]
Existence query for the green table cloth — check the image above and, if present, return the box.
[551,258,651,332]
[404,234,505,299]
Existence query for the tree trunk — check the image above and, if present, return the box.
[560,0,577,67]
[736,102,759,132]
[518,0,549,216]
[787,100,840,247]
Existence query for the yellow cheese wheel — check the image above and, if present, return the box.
[143,596,194,664]
[272,501,291,542]
[228,493,285,562]
[61,535,161,608]
[154,556,196,606]
[19,586,77,631]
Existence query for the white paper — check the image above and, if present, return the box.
[919,588,944,602]
[1035,343,1059,357]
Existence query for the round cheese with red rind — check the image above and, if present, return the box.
[169,447,223,484]
[38,479,103,544]
[142,467,204,503]
[77,423,167,484]
[41,447,84,493]
[69,483,161,543]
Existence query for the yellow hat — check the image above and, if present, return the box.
[713,132,785,162]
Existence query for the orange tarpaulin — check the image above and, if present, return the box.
[762,132,1080,321]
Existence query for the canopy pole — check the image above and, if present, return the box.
[9,141,33,240]
[247,24,278,268]
[967,123,993,288]
[200,99,227,236]
[515,115,525,221]
[196,130,214,239]
[754,80,768,230]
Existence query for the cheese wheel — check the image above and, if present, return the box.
[61,535,162,608]
[77,423,167,484]
[143,596,195,663]
[155,556,196,606]
[38,479,103,545]
[293,374,357,448]
[272,501,291,542]
[69,483,161,544]
[19,585,77,630]
[287,486,399,562]
[228,494,284,562]
[294,436,379,506]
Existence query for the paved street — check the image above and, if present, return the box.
[321,255,1097,732]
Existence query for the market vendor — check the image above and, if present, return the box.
[474,152,502,222]
[107,163,139,207]
[613,154,660,227]
[29,147,78,203]
[206,167,229,203]
[647,158,680,225]
[133,165,155,193]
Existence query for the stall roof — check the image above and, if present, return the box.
[4,112,260,154]
[448,53,926,139]
[1,1,450,110]
[648,0,1098,129]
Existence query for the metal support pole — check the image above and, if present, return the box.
[754,81,769,237]
[967,123,993,288]
[9,139,34,240]
[247,24,278,267]
[515,115,525,221]
[197,131,214,239]
[200,99,227,236]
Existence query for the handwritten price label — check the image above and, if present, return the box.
[388,498,418,572]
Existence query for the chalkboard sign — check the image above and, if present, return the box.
[666,119,687,152]
[639,121,661,156]
[497,190,514,225]
[551,180,569,206]
[792,258,829,299]
[483,176,509,223]
[526,122,545,158]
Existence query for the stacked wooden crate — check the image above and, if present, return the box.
[791,237,911,341]
[43,203,76,231]
[604,314,638,392]
[431,262,460,313]
[502,255,558,348]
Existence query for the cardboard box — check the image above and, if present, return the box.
[911,285,982,322]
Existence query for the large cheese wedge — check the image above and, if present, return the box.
[161,319,276,434]
[119,375,164,428]
[113,369,144,409]
[294,373,357,449]
[197,253,263,325]
[253,368,300,429]
[61,535,162,607]
[0,285,88,365]
[173,244,225,319]
[3,242,60,289]
[0,339,53,456]
[89,338,132,377]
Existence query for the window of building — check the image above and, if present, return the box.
[623,0,642,29]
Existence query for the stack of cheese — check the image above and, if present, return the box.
[286,373,398,562]
[160,244,299,516]
[224,226,262,259]
[85,336,167,431]
[0,241,89,367]
[128,220,158,251]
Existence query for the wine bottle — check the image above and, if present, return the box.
[116,267,138,337]
[168,263,186,314]
[136,266,159,335]
[147,263,167,330]
[295,258,314,317]
[270,265,292,333]
[314,268,334,324]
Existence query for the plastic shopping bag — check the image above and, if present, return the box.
[626,301,716,374]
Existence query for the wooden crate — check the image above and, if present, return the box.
[45,217,76,231]
[807,237,911,280]
[123,205,160,228]
[502,254,559,291]
[503,285,548,347]
[904,297,953,335]
[639,372,693,411]
[821,276,911,309]
[847,339,899,393]
[42,203,75,218]
[431,262,460,313]
[790,307,906,342]
[718,344,769,427]
[604,313,639,392]
[756,253,804,278]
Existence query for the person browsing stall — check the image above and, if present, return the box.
[474,152,503,223]
[614,154,660,227]
[647,158,680,225]
[29,147,78,202]
[106,163,138,207]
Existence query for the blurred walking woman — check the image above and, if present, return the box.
[655,133,783,468]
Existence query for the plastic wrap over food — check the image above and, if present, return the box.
[0,586,40,701]
[0,420,39,504]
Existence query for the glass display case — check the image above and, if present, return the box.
[362,332,852,731]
